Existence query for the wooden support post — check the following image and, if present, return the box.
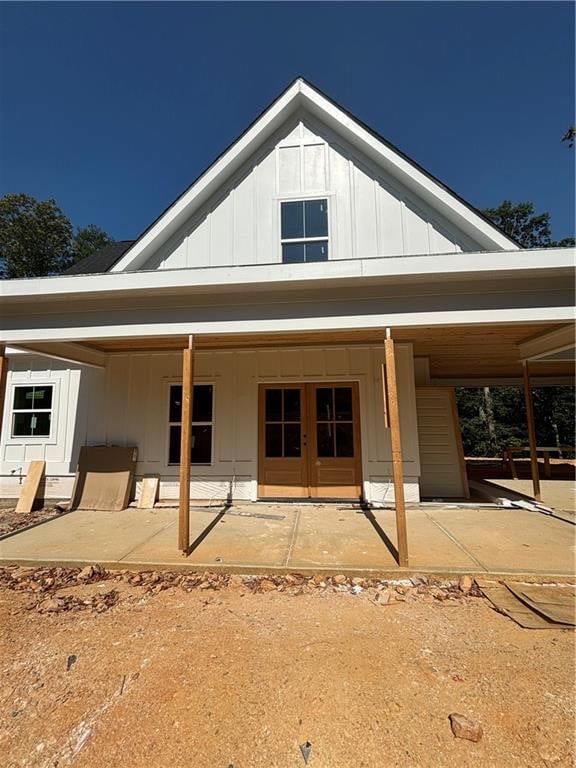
[523,361,541,502]
[0,348,8,441]
[178,336,195,552]
[384,329,409,567]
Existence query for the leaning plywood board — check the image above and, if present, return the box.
[477,579,573,629]
[138,475,159,509]
[505,583,576,627]
[70,447,138,511]
[15,461,46,514]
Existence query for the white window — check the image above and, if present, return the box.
[12,385,53,438]
[281,199,328,263]
[168,384,214,465]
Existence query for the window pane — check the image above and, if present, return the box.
[335,387,353,421]
[13,412,34,436]
[169,386,182,423]
[265,389,282,422]
[12,411,51,437]
[193,385,213,422]
[304,199,328,237]
[169,424,181,464]
[13,386,35,411]
[317,423,335,457]
[281,201,304,239]
[316,388,333,421]
[192,425,212,463]
[336,423,354,457]
[32,387,52,409]
[304,241,328,262]
[284,423,301,457]
[265,423,283,457]
[283,389,300,421]
[282,243,305,264]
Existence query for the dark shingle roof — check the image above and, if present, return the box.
[64,240,135,275]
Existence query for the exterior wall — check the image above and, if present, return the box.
[102,343,420,503]
[141,116,481,271]
[0,345,421,503]
[0,355,105,498]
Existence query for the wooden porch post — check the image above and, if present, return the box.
[178,335,195,552]
[0,347,8,441]
[523,361,541,501]
[383,329,409,567]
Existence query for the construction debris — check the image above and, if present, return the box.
[449,713,483,742]
[0,566,486,616]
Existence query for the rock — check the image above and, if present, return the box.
[373,590,391,606]
[449,713,483,743]
[410,574,428,587]
[259,579,276,592]
[332,574,347,585]
[459,575,473,594]
[228,574,244,588]
[78,566,95,581]
[37,598,63,613]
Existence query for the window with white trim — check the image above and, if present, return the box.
[168,384,213,465]
[281,199,328,263]
[12,385,53,438]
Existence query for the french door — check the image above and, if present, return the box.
[258,382,362,499]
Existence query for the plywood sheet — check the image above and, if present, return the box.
[70,447,138,512]
[505,583,576,626]
[15,461,45,514]
[138,475,159,509]
[477,579,574,629]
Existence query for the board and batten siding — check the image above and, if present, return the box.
[141,116,481,271]
[416,387,467,498]
[0,355,105,498]
[103,343,421,504]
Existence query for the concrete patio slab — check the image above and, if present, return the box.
[483,478,576,513]
[0,502,574,577]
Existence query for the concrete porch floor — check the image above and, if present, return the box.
[0,501,574,577]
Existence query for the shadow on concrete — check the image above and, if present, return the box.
[359,501,400,565]
[184,504,231,557]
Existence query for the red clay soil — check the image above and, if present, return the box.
[1,572,574,768]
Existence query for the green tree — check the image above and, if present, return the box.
[72,224,113,265]
[482,200,574,248]
[562,127,575,148]
[0,193,73,278]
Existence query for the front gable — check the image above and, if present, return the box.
[113,79,518,273]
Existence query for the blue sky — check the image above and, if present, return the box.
[1,1,574,242]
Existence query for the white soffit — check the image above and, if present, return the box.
[111,79,519,272]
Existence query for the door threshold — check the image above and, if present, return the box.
[256,497,363,504]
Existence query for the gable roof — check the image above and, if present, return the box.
[108,78,519,272]
[64,240,135,275]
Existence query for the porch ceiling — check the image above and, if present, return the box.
[82,322,575,380]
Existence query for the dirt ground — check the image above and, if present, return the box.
[0,571,574,768]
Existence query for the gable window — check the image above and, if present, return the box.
[168,384,213,465]
[12,385,53,438]
[281,199,328,263]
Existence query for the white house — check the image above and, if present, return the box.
[1,79,574,563]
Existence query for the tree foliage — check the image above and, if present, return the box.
[456,200,575,458]
[0,193,73,279]
[0,193,113,279]
[72,224,113,266]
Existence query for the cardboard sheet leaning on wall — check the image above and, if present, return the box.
[70,447,138,512]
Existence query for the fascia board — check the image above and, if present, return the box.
[1,248,573,304]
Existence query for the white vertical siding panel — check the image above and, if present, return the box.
[187,216,210,267]
[329,146,353,260]
[403,200,431,255]
[302,144,325,192]
[278,146,301,194]
[255,151,278,264]
[376,181,404,257]
[353,163,379,257]
[209,192,233,267]
[233,171,256,265]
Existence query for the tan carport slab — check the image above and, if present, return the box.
[0,502,574,577]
